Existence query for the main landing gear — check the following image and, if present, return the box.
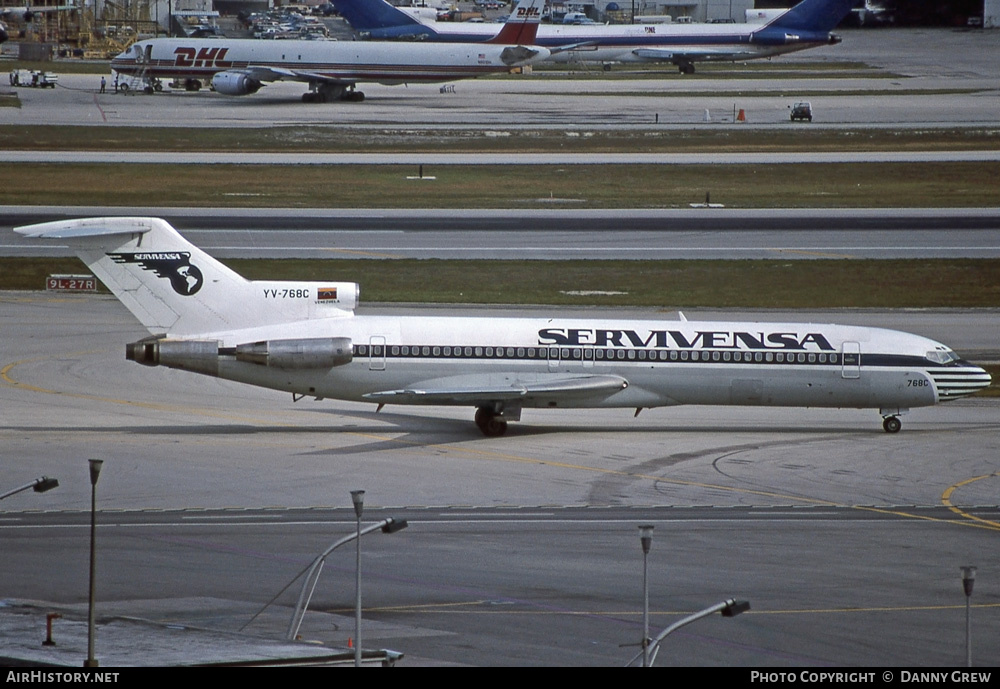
[475,407,508,437]
[302,83,365,103]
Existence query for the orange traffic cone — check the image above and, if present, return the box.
[736,109,746,122]
[348,637,353,648]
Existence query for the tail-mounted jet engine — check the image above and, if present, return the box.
[127,337,353,374]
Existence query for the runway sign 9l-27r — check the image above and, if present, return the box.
[46,274,97,292]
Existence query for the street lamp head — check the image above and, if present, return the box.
[350,490,365,519]
[382,518,408,534]
[33,477,59,493]
[721,599,751,617]
[961,566,976,597]
[88,459,103,487]
[639,524,653,555]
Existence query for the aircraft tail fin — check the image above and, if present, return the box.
[15,217,358,337]
[766,0,856,34]
[485,0,543,45]
[331,0,425,34]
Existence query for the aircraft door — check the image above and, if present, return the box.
[842,341,860,379]
[369,335,386,371]
[547,345,560,370]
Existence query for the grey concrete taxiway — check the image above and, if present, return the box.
[1,294,997,512]
[4,207,1000,259]
[1,293,998,666]
[2,29,998,129]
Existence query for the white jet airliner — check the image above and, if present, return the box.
[108,0,547,101]
[332,0,855,73]
[15,217,991,436]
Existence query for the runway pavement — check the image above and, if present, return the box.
[1,294,998,665]
[4,207,1000,259]
[5,150,1000,164]
[2,293,996,512]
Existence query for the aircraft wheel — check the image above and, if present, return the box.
[882,416,901,434]
[474,407,491,431]
[481,417,507,437]
[475,407,507,437]
[302,92,315,103]
[347,91,365,102]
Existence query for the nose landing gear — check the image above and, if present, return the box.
[882,416,902,433]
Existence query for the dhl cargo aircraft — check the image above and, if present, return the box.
[109,0,547,101]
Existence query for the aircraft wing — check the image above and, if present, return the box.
[546,41,599,55]
[363,373,628,406]
[632,47,760,61]
[243,65,349,85]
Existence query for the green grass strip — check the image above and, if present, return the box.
[2,162,999,208]
[5,258,999,308]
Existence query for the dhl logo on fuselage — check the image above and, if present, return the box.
[173,47,233,69]
[514,6,541,18]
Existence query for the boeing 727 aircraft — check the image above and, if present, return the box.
[15,217,991,436]
[109,0,547,101]
[332,0,855,73]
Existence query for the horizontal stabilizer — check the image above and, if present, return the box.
[632,47,756,61]
[15,217,154,240]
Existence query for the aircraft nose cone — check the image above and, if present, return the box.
[930,362,993,401]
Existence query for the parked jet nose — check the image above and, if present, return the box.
[110,50,128,72]
[110,43,143,74]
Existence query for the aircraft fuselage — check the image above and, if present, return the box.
[111,37,546,85]
[192,314,979,413]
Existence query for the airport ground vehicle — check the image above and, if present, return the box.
[8,69,57,87]
[790,101,813,121]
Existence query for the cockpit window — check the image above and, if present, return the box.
[926,349,959,364]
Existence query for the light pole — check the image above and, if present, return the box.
[351,490,365,667]
[961,566,976,667]
[0,476,59,501]
[85,459,103,668]
[285,517,407,641]
[626,598,750,667]
[638,525,653,667]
